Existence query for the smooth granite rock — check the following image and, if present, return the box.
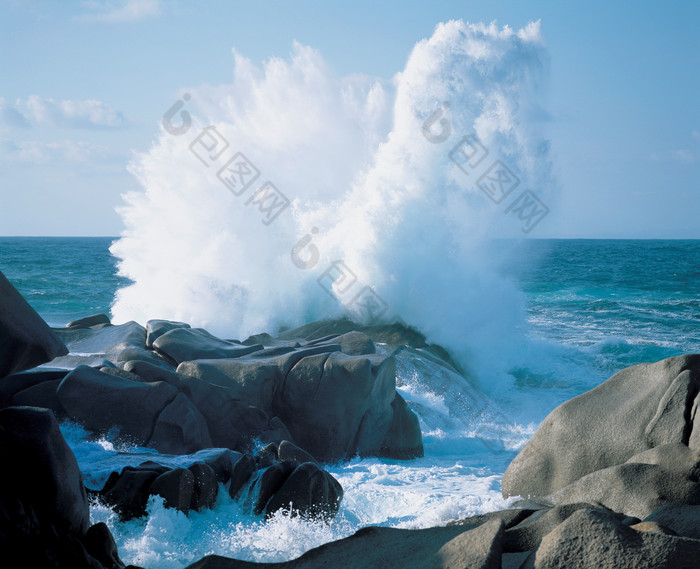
[0,406,90,534]
[100,464,168,520]
[504,503,635,553]
[0,406,126,569]
[379,392,423,459]
[176,344,342,412]
[49,321,165,369]
[0,369,68,408]
[546,449,700,519]
[272,352,397,462]
[185,519,505,569]
[503,354,700,499]
[149,468,195,514]
[145,319,191,348]
[150,392,213,454]
[153,327,263,365]
[522,508,700,569]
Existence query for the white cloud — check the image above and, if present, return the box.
[80,0,161,23]
[673,149,698,164]
[0,139,118,163]
[1,96,127,129]
[0,98,30,128]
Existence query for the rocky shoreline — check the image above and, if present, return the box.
[2,269,700,568]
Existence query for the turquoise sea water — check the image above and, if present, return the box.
[1,237,699,567]
[3,237,697,369]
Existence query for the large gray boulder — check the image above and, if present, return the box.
[178,346,422,462]
[145,318,191,348]
[0,271,68,377]
[643,504,700,540]
[153,327,263,364]
[49,320,165,369]
[503,354,700,499]
[379,392,423,459]
[272,352,397,461]
[504,503,635,553]
[176,344,342,411]
[546,448,700,519]
[66,313,112,329]
[150,392,213,454]
[57,365,179,446]
[522,508,700,569]
[185,519,505,569]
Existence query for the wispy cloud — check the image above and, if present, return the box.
[0,96,127,130]
[0,138,121,163]
[649,131,700,165]
[80,0,161,23]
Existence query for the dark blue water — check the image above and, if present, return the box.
[0,237,129,327]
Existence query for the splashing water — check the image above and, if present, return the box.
[110,20,554,393]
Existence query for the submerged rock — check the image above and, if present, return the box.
[263,462,343,519]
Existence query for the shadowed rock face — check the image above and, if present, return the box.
[184,519,505,569]
[0,271,68,378]
[0,406,126,569]
[503,353,700,499]
[90,441,344,523]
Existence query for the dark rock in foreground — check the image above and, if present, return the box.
[0,271,68,378]
[91,440,343,522]
[0,406,127,569]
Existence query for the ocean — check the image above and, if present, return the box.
[1,236,698,568]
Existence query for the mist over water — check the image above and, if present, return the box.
[110,20,554,394]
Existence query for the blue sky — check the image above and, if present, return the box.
[1,0,698,237]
